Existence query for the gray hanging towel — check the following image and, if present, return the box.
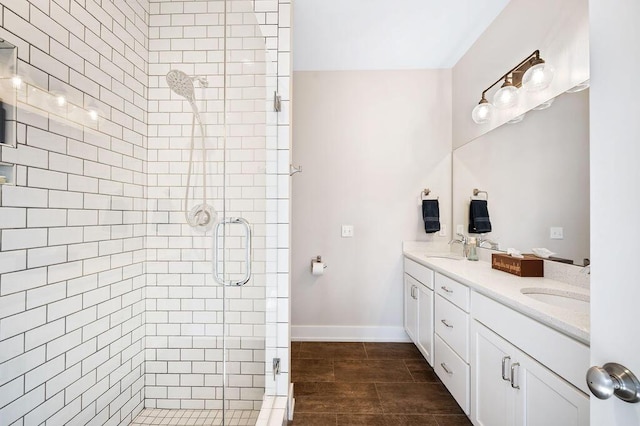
[468,199,492,233]
[422,199,440,233]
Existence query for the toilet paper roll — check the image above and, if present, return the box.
[312,262,325,276]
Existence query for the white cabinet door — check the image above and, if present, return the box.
[471,321,515,426]
[416,283,434,366]
[515,351,590,426]
[472,321,589,426]
[404,274,417,342]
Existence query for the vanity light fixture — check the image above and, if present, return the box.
[471,50,554,124]
[55,94,67,107]
[532,97,555,111]
[566,79,590,93]
[87,109,99,121]
[10,75,22,89]
[507,113,526,124]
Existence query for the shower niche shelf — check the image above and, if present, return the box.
[0,162,15,185]
[0,38,18,147]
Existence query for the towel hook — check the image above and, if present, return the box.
[472,188,488,200]
[290,164,302,176]
[421,188,439,200]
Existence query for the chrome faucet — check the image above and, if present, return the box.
[477,235,499,250]
[449,232,469,258]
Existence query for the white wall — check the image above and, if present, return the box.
[590,0,640,424]
[453,89,590,264]
[291,70,451,341]
[452,0,589,148]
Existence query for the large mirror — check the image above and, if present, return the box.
[0,38,17,147]
[452,88,589,266]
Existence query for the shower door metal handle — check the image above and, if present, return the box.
[213,217,252,286]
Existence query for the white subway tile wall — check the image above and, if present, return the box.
[0,0,290,424]
[0,0,149,425]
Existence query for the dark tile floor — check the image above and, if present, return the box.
[288,342,471,426]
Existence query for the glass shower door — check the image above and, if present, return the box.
[215,0,279,423]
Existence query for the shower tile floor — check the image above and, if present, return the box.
[131,409,260,425]
[288,342,472,425]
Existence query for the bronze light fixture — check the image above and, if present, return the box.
[472,50,555,124]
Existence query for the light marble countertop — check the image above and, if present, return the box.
[403,242,590,345]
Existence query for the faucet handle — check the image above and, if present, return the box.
[456,232,468,243]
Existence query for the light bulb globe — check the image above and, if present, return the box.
[566,79,590,93]
[522,62,555,92]
[472,102,494,124]
[507,113,526,124]
[493,85,519,109]
[532,97,555,111]
[11,75,22,89]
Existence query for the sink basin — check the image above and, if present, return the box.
[424,253,464,261]
[520,287,589,313]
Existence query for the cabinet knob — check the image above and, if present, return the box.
[586,363,640,403]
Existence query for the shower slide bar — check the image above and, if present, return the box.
[213,217,252,286]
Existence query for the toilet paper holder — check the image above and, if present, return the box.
[311,255,328,270]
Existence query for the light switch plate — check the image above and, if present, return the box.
[341,225,354,238]
[439,224,447,237]
[456,224,464,235]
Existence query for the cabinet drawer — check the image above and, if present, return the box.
[435,272,470,312]
[404,258,434,289]
[435,295,469,362]
[435,334,469,415]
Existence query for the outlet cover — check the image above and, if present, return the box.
[341,225,354,238]
[550,227,564,240]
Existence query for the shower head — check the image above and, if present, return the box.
[166,69,206,126]
[166,69,195,102]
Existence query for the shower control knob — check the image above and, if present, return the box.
[587,363,640,403]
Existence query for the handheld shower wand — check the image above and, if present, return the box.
[166,69,215,231]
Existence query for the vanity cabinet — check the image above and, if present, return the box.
[403,258,434,365]
[402,253,589,425]
[471,293,589,426]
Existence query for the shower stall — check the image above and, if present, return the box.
[0,0,290,425]
[144,0,288,422]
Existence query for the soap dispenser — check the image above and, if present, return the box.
[467,237,478,261]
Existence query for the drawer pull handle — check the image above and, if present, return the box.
[501,356,511,381]
[440,362,454,375]
[510,362,520,389]
[440,286,453,294]
[441,319,453,328]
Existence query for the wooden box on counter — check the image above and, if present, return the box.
[491,253,543,277]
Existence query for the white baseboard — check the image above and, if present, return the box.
[291,325,410,342]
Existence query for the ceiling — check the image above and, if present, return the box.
[293,0,511,71]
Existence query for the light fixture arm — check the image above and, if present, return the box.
[480,50,541,100]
